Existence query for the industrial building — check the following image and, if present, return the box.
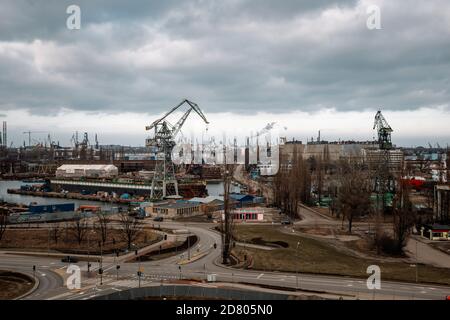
[434,184,450,223]
[222,208,264,222]
[149,200,201,218]
[229,193,256,207]
[421,224,450,240]
[56,164,119,178]
[188,196,225,214]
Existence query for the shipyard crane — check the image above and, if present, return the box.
[372,110,395,218]
[145,99,209,199]
[22,131,47,147]
[146,99,209,144]
[373,110,393,150]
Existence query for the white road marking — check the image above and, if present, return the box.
[257,273,264,279]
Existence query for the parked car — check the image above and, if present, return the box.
[153,216,164,222]
[61,256,79,263]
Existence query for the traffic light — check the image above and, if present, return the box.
[164,234,167,240]
[32,265,36,271]
[137,271,142,277]
[116,265,120,270]
[98,268,103,275]
[213,243,217,249]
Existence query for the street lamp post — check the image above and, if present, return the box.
[296,241,300,290]
[46,223,50,254]
[415,240,419,283]
[187,235,191,260]
[204,263,207,281]
[98,240,103,285]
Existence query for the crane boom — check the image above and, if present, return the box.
[146,99,209,132]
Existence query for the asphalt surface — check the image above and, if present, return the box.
[1,219,449,300]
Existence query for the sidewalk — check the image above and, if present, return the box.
[405,235,450,268]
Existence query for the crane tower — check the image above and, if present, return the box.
[373,110,395,215]
[145,99,209,199]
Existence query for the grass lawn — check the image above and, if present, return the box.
[0,227,160,255]
[232,225,450,285]
[0,271,35,300]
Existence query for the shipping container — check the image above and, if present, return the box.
[28,203,75,214]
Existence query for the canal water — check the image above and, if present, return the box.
[205,181,241,196]
[0,180,118,210]
[0,180,241,207]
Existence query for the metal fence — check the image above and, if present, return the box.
[92,284,293,300]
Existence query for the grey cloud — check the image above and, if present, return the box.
[0,0,449,116]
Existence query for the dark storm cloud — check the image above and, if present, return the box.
[0,0,449,115]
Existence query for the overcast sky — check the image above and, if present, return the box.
[0,0,449,147]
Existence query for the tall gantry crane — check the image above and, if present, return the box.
[373,110,395,216]
[145,99,209,199]
[373,111,393,150]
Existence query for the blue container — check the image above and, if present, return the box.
[29,203,75,214]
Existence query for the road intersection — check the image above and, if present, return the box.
[1,218,449,300]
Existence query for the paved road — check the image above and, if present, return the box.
[1,219,449,300]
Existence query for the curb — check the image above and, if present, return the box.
[177,249,211,265]
[14,272,40,300]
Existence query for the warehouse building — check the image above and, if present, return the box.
[188,196,225,214]
[151,200,201,218]
[434,184,450,223]
[56,164,119,178]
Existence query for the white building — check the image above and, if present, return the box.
[222,208,264,222]
[56,164,119,178]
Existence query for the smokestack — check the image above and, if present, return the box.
[2,121,6,147]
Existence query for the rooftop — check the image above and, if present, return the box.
[154,201,200,209]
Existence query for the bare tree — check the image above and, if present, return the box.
[274,145,312,219]
[0,208,8,242]
[118,212,143,250]
[392,178,416,253]
[49,223,63,244]
[336,161,372,233]
[221,164,235,264]
[94,212,110,245]
[69,216,89,245]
